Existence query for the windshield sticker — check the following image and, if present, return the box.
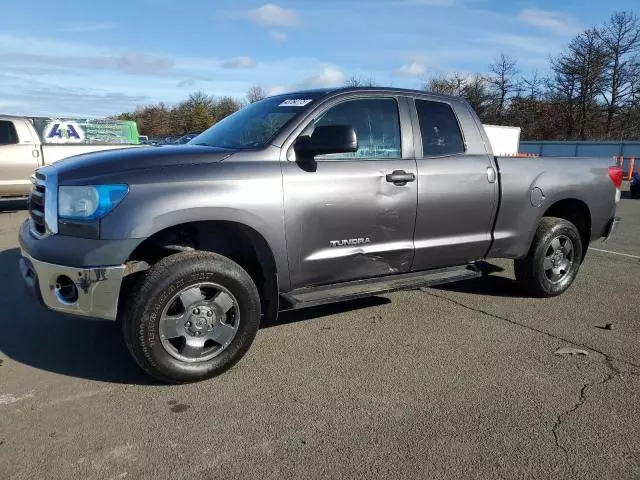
[279,99,313,107]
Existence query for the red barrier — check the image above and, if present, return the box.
[613,156,637,180]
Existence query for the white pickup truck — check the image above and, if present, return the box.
[0,115,143,198]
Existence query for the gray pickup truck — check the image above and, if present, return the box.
[18,87,622,383]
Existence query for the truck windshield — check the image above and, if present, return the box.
[190,93,325,149]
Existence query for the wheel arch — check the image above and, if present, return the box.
[541,198,591,261]
[123,220,280,322]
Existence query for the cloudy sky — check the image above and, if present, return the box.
[0,0,634,117]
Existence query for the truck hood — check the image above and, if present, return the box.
[42,145,235,182]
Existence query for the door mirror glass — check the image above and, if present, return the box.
[295,125,358,158]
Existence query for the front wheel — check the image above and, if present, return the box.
[514,217,583,298]
[120,251,261,383]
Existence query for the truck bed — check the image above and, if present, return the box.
[488,155,617,259]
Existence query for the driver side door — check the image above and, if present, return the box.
[281,96,418,289]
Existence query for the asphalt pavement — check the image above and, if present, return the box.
[0,190,638,480]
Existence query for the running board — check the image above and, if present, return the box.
[281,264,481,309]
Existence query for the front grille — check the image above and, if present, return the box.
[29,177,47,236]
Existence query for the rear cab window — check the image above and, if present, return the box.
[0,120,19,146]
[414,99,465,157]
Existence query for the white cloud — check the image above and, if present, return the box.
[177,79,197,88]
[0,35,174,75]
[0,34,355,116]
[299,64,345,88]
[248,4,300,27]
[220,56,257,69]
[3,85,151,117]
[0,51,174,75]
[267,84,288,95]
[518,9,583,36]
[395,62,426,77]
[269,30,288,42]
[57,22,113,32]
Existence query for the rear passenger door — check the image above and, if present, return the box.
[0,120,40,197]
[409,98,498,271]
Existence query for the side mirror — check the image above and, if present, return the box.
[294,125,358,158]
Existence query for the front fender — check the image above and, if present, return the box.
[100,161,289,289]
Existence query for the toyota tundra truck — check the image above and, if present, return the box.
[17,87,622,383]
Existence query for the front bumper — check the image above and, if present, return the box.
[19,249,129,321]
[18,219,148,321]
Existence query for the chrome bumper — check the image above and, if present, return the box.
[19,250,130,321]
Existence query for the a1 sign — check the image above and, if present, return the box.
[43,122,86,144]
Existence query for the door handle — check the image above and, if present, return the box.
[486,166,497,183]
[386,170,415,186]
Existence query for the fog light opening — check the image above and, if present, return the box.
[54,275,78,305]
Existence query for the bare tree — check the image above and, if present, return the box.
[489,54,519,122]
[213,96,242,120]
[246,85,267,104]
[597,11,640,136]
[462,75,492,120]
[521,69,544,100]
[624,73,640,137]
[344,75,377,87]
[424,73,466,96]
[551,28,607,139]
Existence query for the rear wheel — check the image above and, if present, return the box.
[514,217,583,298]
[120,251,261,383]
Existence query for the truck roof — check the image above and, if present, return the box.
[277,86,464,103]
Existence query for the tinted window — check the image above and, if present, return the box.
[415,100,464,156]
[314,98,401,160]
[0,121,18,146]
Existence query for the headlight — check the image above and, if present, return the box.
[58,185,129,220]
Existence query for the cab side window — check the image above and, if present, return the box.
[0,121,18,146]
[314,98,401,160]
[415,99,465,157]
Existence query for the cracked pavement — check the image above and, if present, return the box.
[1,192,639,480]
[425,287,640,479]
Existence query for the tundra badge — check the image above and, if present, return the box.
[330,238,371,247]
